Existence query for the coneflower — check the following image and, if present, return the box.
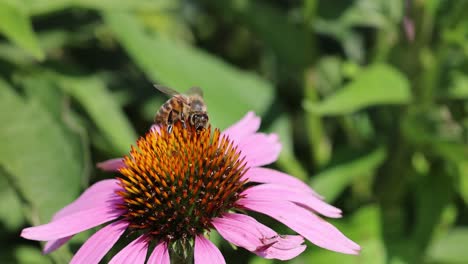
[21,112,360,263]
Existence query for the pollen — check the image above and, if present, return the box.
[116,123,248,242]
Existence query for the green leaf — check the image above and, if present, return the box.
[249,257,272,264]
[445,71,468,100]
[208,0,314,68]
[0,1,44,60]
[459,161,468,205]
[412,168,454,257]
[304,206,386,264]
[15,246,52,264]
[104,11,274,129]
[304,64,411,116]
[17,73,93,187]
[0,79,81,223]
[268,114,308,181]
[24,0,173,16]
[51,73,137,155]
[315,56,344,94]
[427,228,468,263]
[311,146,387,202]
[0,170,24,230]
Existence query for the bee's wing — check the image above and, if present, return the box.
[154,84,189,104]
[186,87,204,98]
[153,84,181,97]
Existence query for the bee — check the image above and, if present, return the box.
[153,85,209,133]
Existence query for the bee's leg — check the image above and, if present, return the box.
[180,112,187,128]
[167,111,175,133]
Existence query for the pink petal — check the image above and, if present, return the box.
[238,199,361,255]
[53,179,122,220]
[222,112,260,143]
[147,241,170,264]
[71,220,129,264]
[43,237,72,254]
[97,158,125,172]
[238,133,281,167]
[256,236,306,260]
[260,234,304,249]
[150,124,162,134]
[194,235,226,264]
[242,184,342,218]
[43,179,122,253]
[109,235,148,264]
[212,213,305,260]
[21,205,123,241]
[242,167,322,198]
[212,213,268,251]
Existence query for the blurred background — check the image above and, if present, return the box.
[0,0,467,263]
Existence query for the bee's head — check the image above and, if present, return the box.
[190,112,209,131]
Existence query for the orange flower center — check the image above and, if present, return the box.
[116,122,248,242]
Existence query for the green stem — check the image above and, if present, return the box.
[169,239,194,264]
[304,69,331,168]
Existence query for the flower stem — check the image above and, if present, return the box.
[169,239,194,264]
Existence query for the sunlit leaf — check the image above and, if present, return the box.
[304,64,411,116]
[24,0,173,16]
[104,11,274,129]
[444,72,468,99]
[0,79,81,223]
[0,1,44,60]
[249,257,272,264]
[17,74,92,187]
[51,73,137,155]
[311,147,387,202]
[427,228,468,263]
[341,0,388,28]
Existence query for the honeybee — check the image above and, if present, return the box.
[153,85,209,133]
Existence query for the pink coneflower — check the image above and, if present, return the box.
[21,112,360,263]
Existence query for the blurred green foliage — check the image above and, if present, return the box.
[0,0,467,263]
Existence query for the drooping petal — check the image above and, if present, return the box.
[43,237,71,254]
[97,158,125,172]
[21,205,123,241]
[242,184,342,218]
[212,213,305,260]
[238,133,281,167]
[147,241,170,264]
[212,213,266,251]
[242,167,322,198]
[222,111,260,143]
[109,235,148,264]
[42,179,122,253]
[238,199,361,255]
[255,235,306,260]
[194,235,226,264]
[70,220,129,264]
